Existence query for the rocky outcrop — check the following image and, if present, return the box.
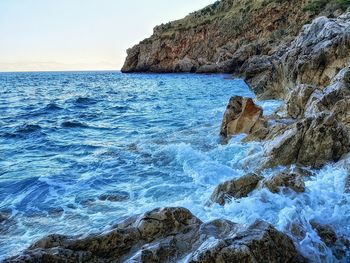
[5,207,303,263]
[189,220,303,263]
[220,96,268,139]
[261,62,350,168]
[244,13,350,99]
[263,114,350,168]
[211,170,307,206]
[210,173,263,205]
[260,171,305,193]
[121,0,339,74]
[311,221,350,260]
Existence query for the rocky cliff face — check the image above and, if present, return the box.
[121,0,346,74]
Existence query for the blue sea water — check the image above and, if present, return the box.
[0,71,349,262]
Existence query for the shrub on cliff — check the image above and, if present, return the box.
[304,0,350,13]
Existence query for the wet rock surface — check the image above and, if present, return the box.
[311,221,350,260]
[220,96,268,139]
[263,113,350,168]
[4,207,303,263]
[98,191,130,202]
[189,220,304,263]
[210,173,263,205]
[261,171,305,194]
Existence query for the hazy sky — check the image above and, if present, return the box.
[0,0,214,72]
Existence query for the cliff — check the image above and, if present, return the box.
[121,0,348,74]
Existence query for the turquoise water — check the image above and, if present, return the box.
[0,71,349,262]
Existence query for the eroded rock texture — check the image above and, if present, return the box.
[210,173,263,205]
[121,0,330,74]
[220,96,268,139]
[4,207,303,263]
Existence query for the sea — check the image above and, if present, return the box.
[0,71,349,262]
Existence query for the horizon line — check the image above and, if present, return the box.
[0,69,121,74]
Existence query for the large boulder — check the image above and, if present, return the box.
[260,171,305,194]
[4,208,304,263]
[311,221,350,260]
[189,220,303,263]
[264,114,350,168]
[210,173,263,205]
[220,96,268,139]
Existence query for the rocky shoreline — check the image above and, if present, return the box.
[4,0,350,262]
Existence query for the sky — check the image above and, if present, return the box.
[0,0,214,72]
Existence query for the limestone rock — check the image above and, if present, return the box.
[261,172,305,193]
[210,173,263,205]
[4,208,304,263]
[121,0,321,74]
[220,96,268,139]
[189,220,303,263]
[245,13,350,100]
[311,221,350,260]
[5,207,201,263]
[241,55,283,99]
[285,84,317,119]
[264,114,350,168]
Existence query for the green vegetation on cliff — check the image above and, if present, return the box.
[304,0,350,12]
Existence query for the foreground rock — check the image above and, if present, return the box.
[311,221,350,260]
[5,207,303,263]
[220,96,268,139]
[211,173,263,205]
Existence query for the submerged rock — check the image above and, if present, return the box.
[311,221,350,260]
[0,211,16,235]
[210,173,263,205]
[220,96,268,139]
[98,191,130,202]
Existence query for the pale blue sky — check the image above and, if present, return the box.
[0,0,214,72]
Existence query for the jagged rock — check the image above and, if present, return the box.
[210,173,263,205]
[304,65,350,118]
[5,207,201,262]
[311,221,350,260]
[245,13,350,100]
[220,96,268,139]
[4,208,303,263]
[121,0,322,74]
[285,84,317,119]
[284,14,350,90]
[241,55,283,99]
[261,172,305,193]
[264,114,350,168]
[189,220,303,263]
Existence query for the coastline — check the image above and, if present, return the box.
[4,0,350,262]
